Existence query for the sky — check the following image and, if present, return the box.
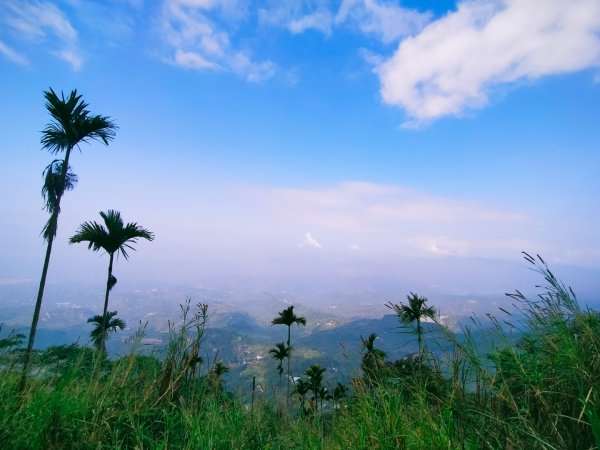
[1,0,599,295]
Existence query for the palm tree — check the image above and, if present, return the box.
[87,311,125,353]
[360,333,388,387]
[331,382,347,410]
[305,364,326,411]
[20,89,117,390]
[210,361,230,392]
[293,378,310,413]
[268,342,290,387]
[272,305,306,403]
[386,292,437,359]
[272,305,307,347]
[70,210,153,354]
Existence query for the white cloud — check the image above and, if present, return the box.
[161,0,276,82]
[259,0,429,42]
[4,1,77,42]
[419,236,468,256]
[0,40,28,65]
[258,0,335,35]
[0,0,82,69]
[376,0,600,126]
[231,52,277,82]
[57,48,83,71]
[261,181,531,258]
[289,10,335,35]
[271,181,525,229]
[175,48,221,69]
[300,232,323,249]
[336,0,431,43]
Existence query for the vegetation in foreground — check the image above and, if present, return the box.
[1,254,599,449]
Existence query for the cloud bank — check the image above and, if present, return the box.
[262,181,532,258]
[376,0,600,126]
[2,0,599,120]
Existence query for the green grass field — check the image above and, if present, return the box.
[1,255,598,449]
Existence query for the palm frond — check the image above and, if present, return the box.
[361,333,378,352]
[272,305,306,327]
[386,293,437,325]
[87,311,125,350]
[41,88,117,154]
[70,210,154,258]
[41,159,77,213]
[40,160,77,241]
[211,361,230,376]
[69,220,109,251]
[294,379,310,396]
[41,215,58,243]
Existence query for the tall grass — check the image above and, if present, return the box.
[1,254,598,449]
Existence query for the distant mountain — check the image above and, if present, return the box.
[0,278,577,392]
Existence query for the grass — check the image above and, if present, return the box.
[1,253,599,449]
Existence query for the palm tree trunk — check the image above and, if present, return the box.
[19,233,55,390]
[287,354,291,407]
[100,253,115,356]
[19,149,72,391]
[287,325,291,407]
[417,319,422,360]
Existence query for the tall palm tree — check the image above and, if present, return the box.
[268,342,290,387]
[70,210,153,354]
[386,292,437,359]
[272,305,306,403]
[20,89,117,390]
[87,311,125,353]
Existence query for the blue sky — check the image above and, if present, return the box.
[1,0,599,292]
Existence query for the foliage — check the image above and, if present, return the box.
[40,88,117,154]
[21,88,117,390]
[70,209,153,355]
[386,292,437,358]
[70,210,154,261]
[0,324,24,355]
[360,333,388,389]
[40,159,77,241]
[272,305,307,405]
[5,254,599,449]
[269,342,290,379]
[87,311,126,352]
[272,305,307,348]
